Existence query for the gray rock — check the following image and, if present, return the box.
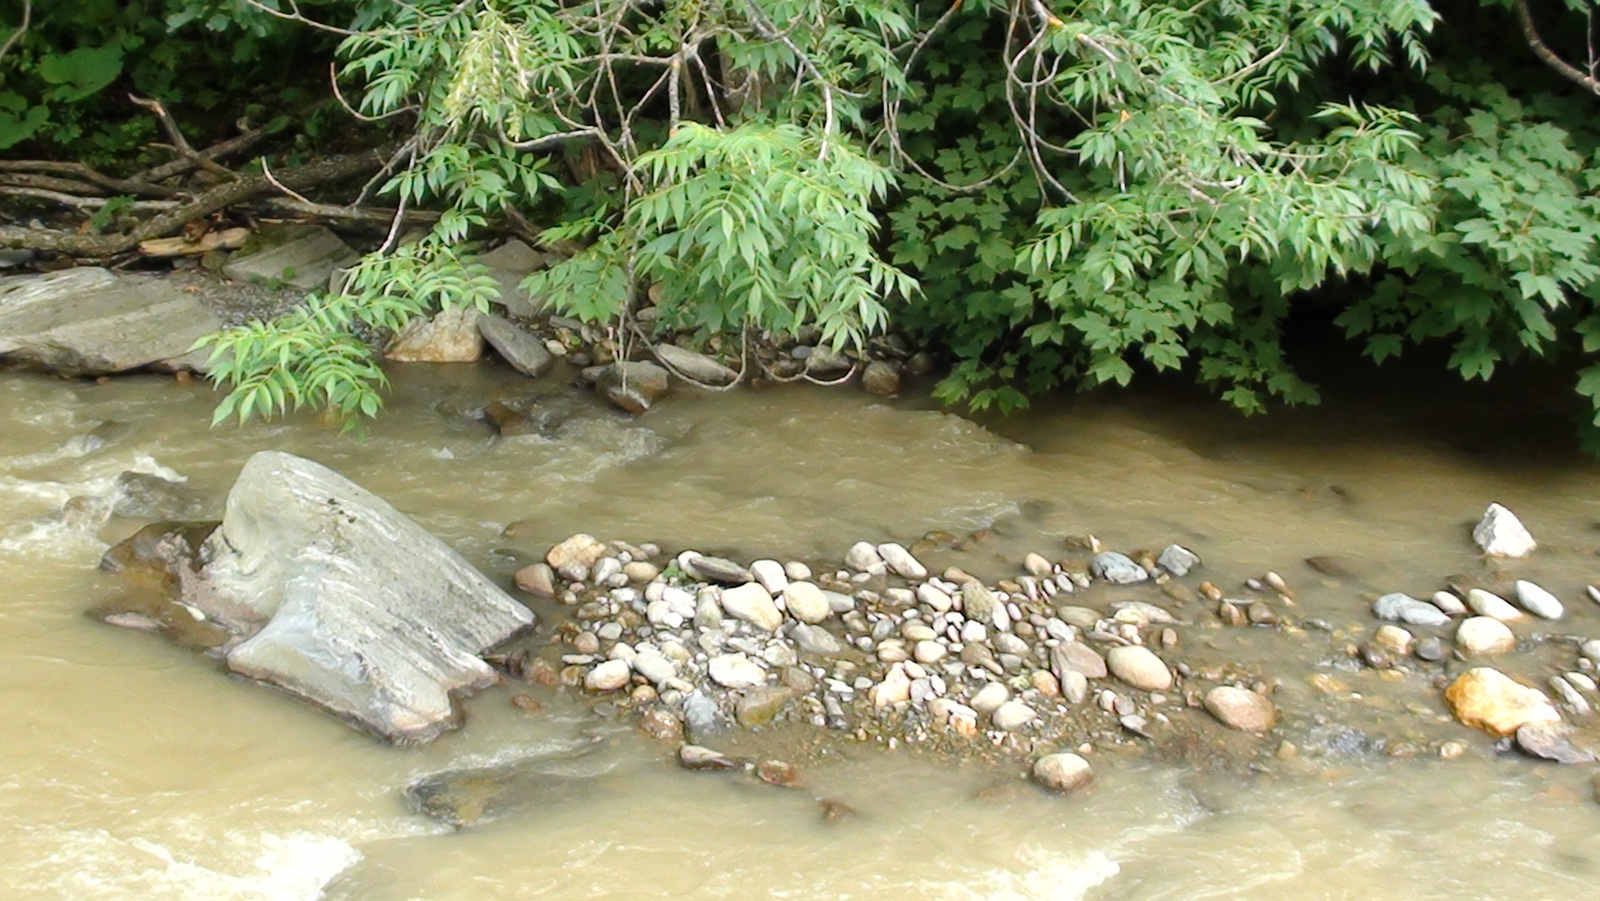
[1516,721,1599,764]
[1051,641,1108,680]
[1156,544,1200,577]
[1061,671,1089,704]
[1431,590,1468,616]
[678,743,737,770]
[654,344,737,386]
[111,470,196,520]
[0,268,222,374]
[222,224,359,291]
[478,315,554,377]
[1110,601,1177,625]
[1032,753,1093,793]
[861,360,902,397]
[385,308,483,362]
[682,691,728,742]
[804,344,851,376]
[595,361,670,414]
[1106,646,1172,691]
[1513,580,1564,619]
[961,581,1001,626]
[1090,552,1148,584]
[1473,503,1536,557]
[190,451,534,744]
[970,682,1009,714]
[404,740,605,827]
[788,622,843,656]
[1371,593,1449,627]
[1549,675,1592,715]
[475,240,552,319]
[684,554,753,585]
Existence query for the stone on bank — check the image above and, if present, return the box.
[135,451,533,743]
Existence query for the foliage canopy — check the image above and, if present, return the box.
[10,0,1600,443]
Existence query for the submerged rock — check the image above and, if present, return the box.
[222,223,358,291]
[595,361,670,414]
[1515,722,1600,764]
[190,451,534,743]
[1204,686,1277,733]
[1091,551,1148,584]
[1473,503,1536,557]
[405,740,607,827]
[1032,753,1093,793]
[1371,593,1449,627]
[1444,667,1561,738]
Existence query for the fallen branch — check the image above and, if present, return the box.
[0,148,391,256]
[0,186,180,211]
[0,160,179,198]
[260,197,442,223]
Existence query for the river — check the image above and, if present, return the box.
[2,358,1598,899]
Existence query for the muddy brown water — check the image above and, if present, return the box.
[3,361,1600,899]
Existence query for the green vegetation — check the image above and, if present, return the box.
[8,1,1600,443]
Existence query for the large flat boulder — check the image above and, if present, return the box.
[0,267,222,374]
[221,223,359,291]
[192,451,534,743]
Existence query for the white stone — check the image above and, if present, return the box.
[1431,590,1467,616]
[917,582,953,612]
[870,665,912,707]
[1513,580,1564,619]
[781,581,832,624]
[913,640,948,664]
[1023,553,1052,577]
[1456,617,1516,656]
[876,542,927,580]
[992,700,1036,731]
[1106,645,1173,692]
[1032,753,1093,792]
[631,653,677,687]
[970,682,1010,714]
[784,561,812,581]
[585,658,632,691]
[844,541,884,572]
[1466,588,1523,622]
[708,653,767,688]
[719,583,783,632]
[750,559,789,594]
[1473,503,1536,557]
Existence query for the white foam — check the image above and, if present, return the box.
[937,848,1120,901]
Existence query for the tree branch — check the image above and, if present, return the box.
[1515,0,1600,95]
[0,0,29,67]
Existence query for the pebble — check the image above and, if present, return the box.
[1430,590,1467,616]
[720,583,783,632]
[1157,544,1201,577]
[685,555,753,584]
[961,581,1001,626]
[992,700,1036,731]
[1513,580,1564,619]
[1106,646,1173,692]
[1051,641,1107,679]
[1032,753,1094,793]
[1203,686,1278,732]
[1372,625,1414,656]
[1444,667,1561,737]
[1568,672,1597,692]
[1061,671,1089,704]
[585,658,632,691]
[1371,593,1449,627]
[870,665,912,707]
[678,744,736,770]
[1515,721,1599,764]
[1464,588,1522,622]
[971,682,1010,714]
[917,582,954,612]
[784,561,812,581]
[1110,601,1177,625]
[1456,616,1516,655]
[1023,552,1053,576]
[514,563,556,596]
[1414,635,1445,662]
[708,653,767,689]
[750,559,789,593]
[1473,503,1536,557]
[1090,551,1149,584]
[547,533,607,580]
[781,582,832,624]
[913,640,948,664]
[844,541,885,573]
[877,542,928,580]
[623,561,659,582]
[1549,675,1591,715]
[1584,639,1600,664]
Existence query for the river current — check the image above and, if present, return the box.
[3,360,1599,899]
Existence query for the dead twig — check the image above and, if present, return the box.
[0,0,30,67]
[0,161,179,198]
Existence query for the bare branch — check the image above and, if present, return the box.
[1515,0,1600,95]
[236,0,359,36]
[0,186,180,211]
[0,0,30,67]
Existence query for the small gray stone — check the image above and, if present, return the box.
[1371,593,1449,627]
[707,653,767,688]
[654,344,737,386]
[1156,544,1200,577]
[789,622,843,656]
[478,315,554,377]
[861,360,902,397]
[595,361,670,414]
[1050,641,1108,680]
[1090,552,1148,584]
[1515,721,1599,764]
[686,555,753,585]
